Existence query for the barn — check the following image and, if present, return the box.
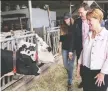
[0,0,108,91]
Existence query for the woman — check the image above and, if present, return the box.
[59,12,75,91]
[77,8,108,91]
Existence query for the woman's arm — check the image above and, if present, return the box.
[101,41,108,74]
[58,34,63,55]
[95,40,108,87]
[78,50,83,65]
[58,42,62,55]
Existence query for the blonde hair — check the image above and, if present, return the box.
[86,8,103,23]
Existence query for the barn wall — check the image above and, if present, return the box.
[1,8,56,29]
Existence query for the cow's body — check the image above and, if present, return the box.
[1,49,40,77]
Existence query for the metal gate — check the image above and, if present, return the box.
[43,26,60,55]
[0,27,60,90]
[0,33,38,90]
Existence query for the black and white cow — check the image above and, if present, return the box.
[1,32,54,77]
[1,48,40,77]
[0,33,55,64]
[18,39,54,64]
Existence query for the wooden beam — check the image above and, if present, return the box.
[96,1,108,3]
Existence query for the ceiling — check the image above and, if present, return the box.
[1,0,108,11]
[1,0,83,11]
[31,1,83,9]
[1,0,108,19]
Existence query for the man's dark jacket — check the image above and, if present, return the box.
[70,18,83,59]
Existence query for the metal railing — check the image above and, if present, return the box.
[0,33,38,90]
[43,26,60,55]
[0,26,60,90]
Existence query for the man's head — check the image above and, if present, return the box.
[78,3,90,20]
[63,12,72,25]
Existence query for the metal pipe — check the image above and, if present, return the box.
[83,0,105,12]
[19,17,23,31]
[70,1,72,13]
[0,0,1,30]
[94,1,105,12]
[28,0,33,31]
[47,6,51,28]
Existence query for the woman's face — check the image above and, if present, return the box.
[64,18,70,25]
[87,17,100,31]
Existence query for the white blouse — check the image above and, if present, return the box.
[84,38,94,68]
[78,27,108,74]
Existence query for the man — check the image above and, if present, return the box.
[69,3,90,88]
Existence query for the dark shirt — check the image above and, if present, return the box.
[60,34,70,50]
[60,24,75,52]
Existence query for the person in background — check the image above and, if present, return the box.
[105,19,108,30]
[101,20,105,27]
[77,8,108,91]
[59,12,75,91]
[71,3,90,88]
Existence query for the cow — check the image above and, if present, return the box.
[1,31,55,78]
[1,35,54,78]
[1,33,55,64]
[1,48,40,77]
[18,39,54,64]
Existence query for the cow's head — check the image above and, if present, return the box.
[16,53,40,75]
[35,34,54,63]
[15,40,41,75]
